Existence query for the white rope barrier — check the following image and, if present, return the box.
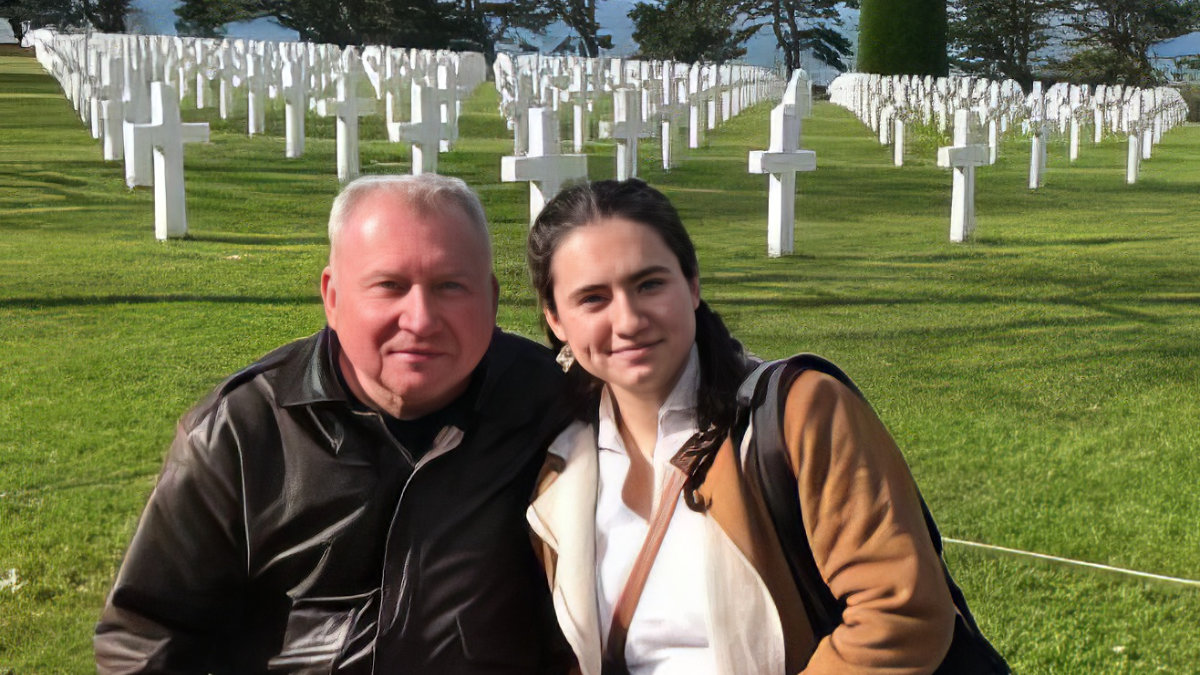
[944,537,1200,588]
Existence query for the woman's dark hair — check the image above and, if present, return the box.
[527,178,749,439]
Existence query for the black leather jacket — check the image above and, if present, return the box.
[95,328,573,674]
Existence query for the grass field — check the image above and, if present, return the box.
[2,45,1199,673]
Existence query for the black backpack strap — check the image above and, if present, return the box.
[734,354,859,637]
[734,355,1010,673]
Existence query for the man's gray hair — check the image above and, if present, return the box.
[327,174,491,260]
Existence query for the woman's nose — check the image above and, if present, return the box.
[611,292,646,335]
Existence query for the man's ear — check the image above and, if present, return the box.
[320,266,337,330]
[542,304,567,343]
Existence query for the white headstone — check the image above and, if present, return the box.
[1028,120,1047,190]
[315,50,376,182]
[748,103,817,257]
[500,107,588,225]
[131,82,210,240]
[282,55,307,158]
[937,109,988,242]
[390,81,442,175]
[611,88,644,180]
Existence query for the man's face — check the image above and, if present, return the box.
[321,191,498,420]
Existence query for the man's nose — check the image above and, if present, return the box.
[398,287,438,335]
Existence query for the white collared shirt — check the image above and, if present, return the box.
[594,345,717,674]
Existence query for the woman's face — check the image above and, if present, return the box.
[544,216,700,407]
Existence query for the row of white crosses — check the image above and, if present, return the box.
[494,53,785,179]
[828,71,1188,242]
[830,72,1187,178]
[23,29,488,240]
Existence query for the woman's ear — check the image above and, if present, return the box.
[543,304,568,343]
[689,276,700,311]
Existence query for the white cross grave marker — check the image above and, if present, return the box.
[390,81,442,175]
[282,54,307,158]
[315,49,377,182]
[748,103,817,257]
[131,82,210,240]
[937,109,988,242]
[500,107,588,226]
[611,88,644,180]
[1029,119,1047,189]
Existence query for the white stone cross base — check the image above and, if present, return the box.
[1028,123,1047,190]
[1126,133,1140,184]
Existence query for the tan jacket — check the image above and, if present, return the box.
[527,370,956,675]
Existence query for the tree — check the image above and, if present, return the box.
[858,0,948,75]
[540,0,613,57]
[174,0,549,56]
[738,0,856,74]
[629,0,755,63]
[82,0,131,31]
[174,0,255,37]
[1,0,84,41]
[447,0,555,59]
[1062,0,1200,86]
[949,0,1068,90]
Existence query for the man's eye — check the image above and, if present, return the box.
[580,294,606,305]
[439,281,466,292]
[639,279,664,292]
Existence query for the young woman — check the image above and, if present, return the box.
[525,179,962,675]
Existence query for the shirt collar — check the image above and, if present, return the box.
[597,344,700,456]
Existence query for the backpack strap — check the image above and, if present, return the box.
[733,354,861,636]
[735,355,1009,672]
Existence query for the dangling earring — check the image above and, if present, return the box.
[556,345,575,373]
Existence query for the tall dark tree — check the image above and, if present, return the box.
[541,0,612,56]
[629,0,755,63]
[949,0,1067,90]
[82,0,131,31]
[174,0,549,54]
[454,0,555,59]
[738,0,855,74]
[858,0,948,75]
[1062,0,1200,85]
[1,0,85,41]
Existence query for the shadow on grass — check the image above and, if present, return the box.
[188,232,328,246]
[975,235,1180,248]
[0,293,319,309]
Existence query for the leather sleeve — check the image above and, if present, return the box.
[94,402,248,674]
[783,371,955,675]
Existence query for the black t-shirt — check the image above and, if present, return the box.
[335,352,485,461]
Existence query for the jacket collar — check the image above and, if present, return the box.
[275,326,351,408]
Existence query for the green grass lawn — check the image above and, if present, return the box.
[2,46,1199,672]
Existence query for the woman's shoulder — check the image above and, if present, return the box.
[771,358,879,441]
[546,419,596,463]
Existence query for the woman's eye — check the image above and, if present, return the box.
[639,279,664,292]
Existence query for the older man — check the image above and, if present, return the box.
[96,175,571,673]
